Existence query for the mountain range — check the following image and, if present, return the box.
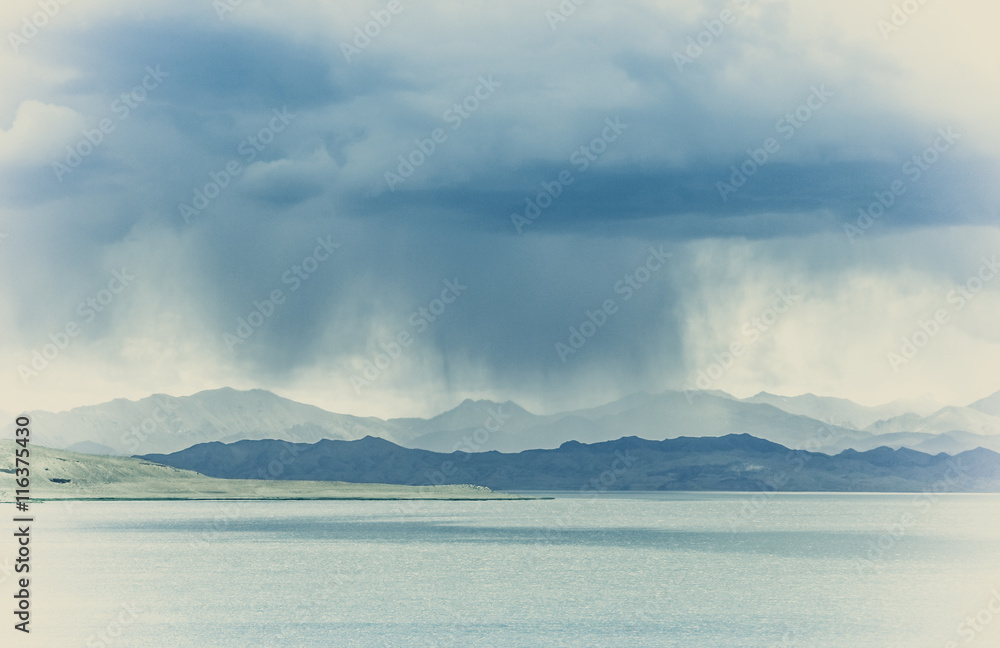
[5,386,1000,457]
[140,434,1000,493]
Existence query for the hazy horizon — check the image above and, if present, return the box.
[3,382,987,422]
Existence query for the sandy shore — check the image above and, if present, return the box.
[0,440,527,501]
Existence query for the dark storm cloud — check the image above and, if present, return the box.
[354,156,998,238]
[42,20,346,111]
[2,0,998,413]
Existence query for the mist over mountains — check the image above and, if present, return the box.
[739,392,945,430]
[6,386,1000,458]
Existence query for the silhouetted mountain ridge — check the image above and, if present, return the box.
[140,433,1000,492]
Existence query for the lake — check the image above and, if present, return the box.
[7,493,1000,647]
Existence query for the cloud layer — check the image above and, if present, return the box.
[1,0,998,416]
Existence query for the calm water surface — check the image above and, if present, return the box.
[8,493,1000,647]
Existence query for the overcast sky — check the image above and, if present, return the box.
[1,0,998,417]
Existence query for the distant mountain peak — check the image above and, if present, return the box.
[11,385,1000,463]
[969,390,1000,417]
[424,398,537,430]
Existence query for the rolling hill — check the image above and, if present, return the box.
[0,441,518,501]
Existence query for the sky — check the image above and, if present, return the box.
[0,0,998,418]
